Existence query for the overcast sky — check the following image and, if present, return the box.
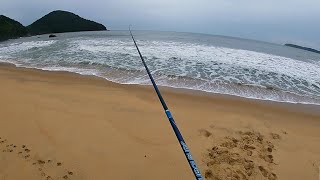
[1,0,320,49]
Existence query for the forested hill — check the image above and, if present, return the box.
[27,10,107,35]
[0,15,28,41]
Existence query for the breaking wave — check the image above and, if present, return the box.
[0,31,319,105]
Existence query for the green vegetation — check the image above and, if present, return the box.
[27,10,107,35]
[0,10,107,41]
[285,44,320,54]
[0,15,28,41]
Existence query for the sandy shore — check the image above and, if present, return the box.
[0,63,319,180]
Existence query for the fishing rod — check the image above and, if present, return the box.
[129,27,204,180]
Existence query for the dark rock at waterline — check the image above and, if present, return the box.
[49,34,56,38]
[284,44,320,54]
[266,86,275,90]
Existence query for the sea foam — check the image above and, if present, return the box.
[0,32,319,105]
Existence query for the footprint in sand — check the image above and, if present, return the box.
[202,130,278,180]
[38,160,46,165]
[0,136,75,179]
[25,148,31,153]
[198,129,212,137]
[259,166,277,180]
[270,133,281,140]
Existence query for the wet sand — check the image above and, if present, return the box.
[0,63,319,180]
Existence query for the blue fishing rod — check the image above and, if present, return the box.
[129,27,203,180]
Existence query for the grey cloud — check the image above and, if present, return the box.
[0,0,319,49]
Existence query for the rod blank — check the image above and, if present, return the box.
[129,27,204,180]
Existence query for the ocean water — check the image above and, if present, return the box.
[0,31,320,105]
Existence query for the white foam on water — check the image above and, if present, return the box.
[40,66,99,76]
[0,40,57,55]
[72,38,320,82]
[1,36,319,105]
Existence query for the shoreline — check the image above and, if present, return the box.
[1,61,320,112]
[0,62,319,180]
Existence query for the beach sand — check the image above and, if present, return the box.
[0,63,319,180]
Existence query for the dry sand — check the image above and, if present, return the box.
[0,63,319,180]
